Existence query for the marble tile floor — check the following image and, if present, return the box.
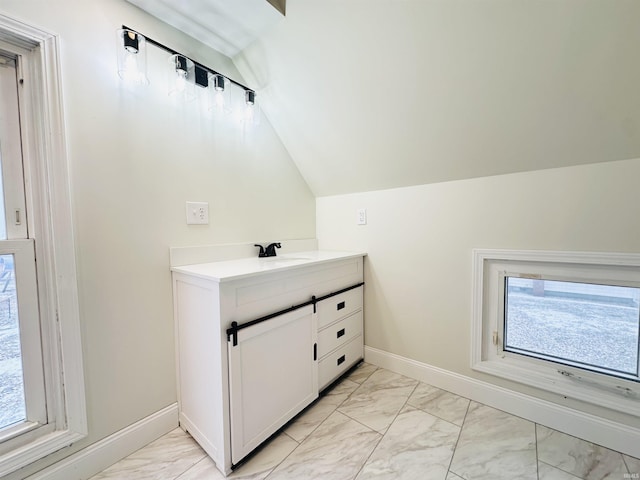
[90,363,640,480]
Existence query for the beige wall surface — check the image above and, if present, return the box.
[0,0,314,476]
[317,157,640,426]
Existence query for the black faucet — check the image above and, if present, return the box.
[265,242,281,257]
[254,244,267,257]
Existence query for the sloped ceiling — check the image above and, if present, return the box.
[234,0,640,196]
[125,0,283,57]
[127,0,640,197]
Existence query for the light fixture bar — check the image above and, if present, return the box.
[121,25,254,95]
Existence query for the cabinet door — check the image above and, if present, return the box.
[228,305,318,464]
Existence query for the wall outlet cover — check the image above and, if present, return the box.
[357,208,367,225]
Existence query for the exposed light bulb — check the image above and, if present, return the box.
[215,91,225,108]
[122,52,140,82]
[244,104,256,123]
[175,71,187,92]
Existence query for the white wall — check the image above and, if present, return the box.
[317,157,640,427]
[0,0,314,476]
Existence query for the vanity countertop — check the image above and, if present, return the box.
[171,250,366,283]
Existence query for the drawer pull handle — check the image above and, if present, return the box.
[337,328,345,338]
[337,301,345,311]
[337,355,346,366]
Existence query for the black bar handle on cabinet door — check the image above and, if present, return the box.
[336,328,345,339]
[337,301,345,311]
[337,355,346,366]
[314,343,317,361]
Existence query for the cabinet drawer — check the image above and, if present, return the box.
[317,286,363,329]
[318,334,363,390]
[318,310,362,359]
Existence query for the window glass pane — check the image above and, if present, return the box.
[0,165,5,240]
[0,55,10,240]
[0,57,27,241]
[505,277,640,377]
[0,253,25,429]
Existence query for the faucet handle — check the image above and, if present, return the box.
[254,244,267,257]
[265,242,281,257]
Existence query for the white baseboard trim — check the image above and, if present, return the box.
[364,346,640,459]
[27,403,179,480]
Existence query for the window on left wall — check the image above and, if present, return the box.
[0,15,86,477]
[0,51,43,436]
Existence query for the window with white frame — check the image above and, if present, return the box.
[472,249,640,417]
[0,15,86,477]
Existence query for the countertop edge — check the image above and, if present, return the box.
[171,251,367,283]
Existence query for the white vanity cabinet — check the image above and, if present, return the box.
[172,251,365,475]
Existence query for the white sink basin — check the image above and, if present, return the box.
[260,256,312,262]
[258,256,313,267]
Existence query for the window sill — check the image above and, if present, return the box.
[0,428,86,477]
[473,358,640,418]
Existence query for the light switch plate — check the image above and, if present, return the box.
[186,201,209,225]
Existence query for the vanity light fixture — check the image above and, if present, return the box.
[209,73,231,114]
[168,53,195,100]
[241,89,261,126]
[116,28,149,85]
[117,25,257,124]
[213,74,226,91]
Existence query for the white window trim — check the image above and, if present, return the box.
[0,14,86,477]
[472,248,640,418]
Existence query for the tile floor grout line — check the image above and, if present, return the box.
[622,454,634,475]
[281,376,361,448]
[284,401,333,443]
[405,396,469,430]
[445,395,471,480]
[351,429,384,480]
[265,380,364,480]
[173,455,208,480]
[349,378,420,480]
[336,409,383,436]
[537,425,634,480]
[336,378,419,435]
[261,430,304,480]
[537,459,584,480]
